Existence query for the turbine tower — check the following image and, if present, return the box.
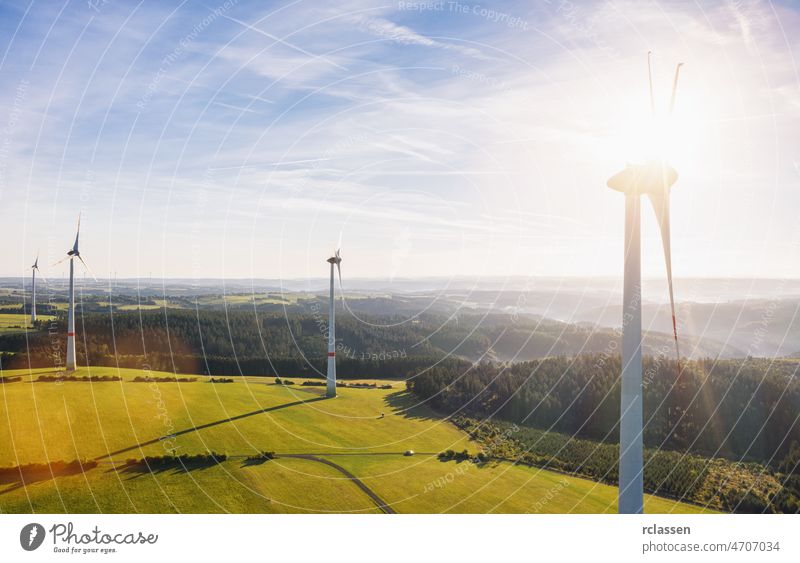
[606,54,683,514]
[30,252,43,324]
[56,214,92,372]
[326,245,342,398]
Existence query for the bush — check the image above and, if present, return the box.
[35,374,121,382]
[771,487,800,513]
[725,490,770,513]
[133,376,197,383]
[127,452,227,468]
[438,449,472,462]
[245,451,276,462]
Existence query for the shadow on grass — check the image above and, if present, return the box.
[241,457,272,468]
[95,396,327,461]
[115,458,222,480]
[383,390,445,422]
[0,460,97,495]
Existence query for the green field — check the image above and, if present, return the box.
[0,313,55,334]
[0,367,714,513]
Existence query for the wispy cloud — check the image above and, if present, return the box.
[0,0,798,279]
[352,15,489,60]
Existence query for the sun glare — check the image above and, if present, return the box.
[607,65,708,171]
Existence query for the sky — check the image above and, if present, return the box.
[0,0,798,283]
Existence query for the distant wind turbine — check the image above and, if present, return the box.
[30,252,45,324]
[55,214,94,371]
[606,53,684,514]
[325,240,342,398]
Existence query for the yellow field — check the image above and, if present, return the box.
[0,366,715,514]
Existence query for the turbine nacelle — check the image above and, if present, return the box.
[328,247,343,288]
[607,159,678,196]
[55,213,95,281]
[30,252,46,284]
[327,246,342,265]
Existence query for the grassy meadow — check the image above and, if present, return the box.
[0,313,55,335]
[0,366,714,513]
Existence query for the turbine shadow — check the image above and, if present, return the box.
[95,396,327,461]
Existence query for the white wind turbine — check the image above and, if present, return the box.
[55,214,94,372]
[30,252,45,324]
[607,53,684,514]
[325,239,343,398]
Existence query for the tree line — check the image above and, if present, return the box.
[0,310,462,378]
[0,308,722,373]
[406,354,800,467]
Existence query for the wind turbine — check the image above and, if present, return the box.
[30,252,45,324]
[606,53,683,514]
[55,214,93,372]
[325,242,342,398]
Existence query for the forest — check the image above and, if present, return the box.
[406,354,800,467]
[0,309,461,377]
[0,306,733,373]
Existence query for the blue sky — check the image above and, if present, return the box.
[0,0,798,281]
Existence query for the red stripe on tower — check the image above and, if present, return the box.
[67,332,75,337]
[328,352,335,357]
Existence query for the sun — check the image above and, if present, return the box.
[617,103,703,166]
[606,61,708,171]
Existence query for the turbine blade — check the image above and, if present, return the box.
[336,230,342,254]
[646,189,681,370]
[36,269,48,284]
[669,62,684,115]
[52,255,71,267]
[73,213,81,253]
[647,51,655,117]
[77,255,98,282]
[336,261,342,289]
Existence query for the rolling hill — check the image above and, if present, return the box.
[0,366,711,513]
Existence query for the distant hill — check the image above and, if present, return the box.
[572,299,800,358]
[0,308,741,375]
[1,281,792,363]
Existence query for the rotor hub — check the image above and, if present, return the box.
[607,159,678,196]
